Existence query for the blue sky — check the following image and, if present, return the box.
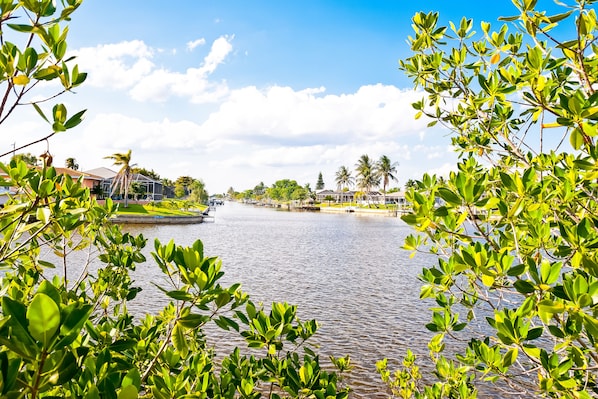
[3,0,567,193]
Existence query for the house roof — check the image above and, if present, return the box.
[0,166,104,181]
[84,167,117,179]
[101,172,161,184]
[54,167,104,181]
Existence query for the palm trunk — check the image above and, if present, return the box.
[123,175,129,207]
[383,182,387,205]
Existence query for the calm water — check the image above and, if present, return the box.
[120,202,436,398]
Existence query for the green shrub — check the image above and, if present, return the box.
[0,2,350,398]
[381,1,598,397]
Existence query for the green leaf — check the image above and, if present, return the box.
[7,23,34,32]
[514,280,536,294]
[32,103,50,123]
[507,264,526,276]
[26,293,60,347]
[53,103,67,124]
[538,300,565,323]
[58,304,92,338]
[122,368,141,390]
[117,384,138,399]
[166,290,193,301]
[503,347,518,367]
[215,292,231,307]
[64,109,86,129]
[570,128,584,150]
[178,314,210,329]
[172,324,188,357]
[85,386,100,399]
[547,10,573,23]
[526,327,543,340]
[38,280,61,305]
[52,121,66,132]
[36,207,51,224]
[34,65,61,80]
[401,214,419,225]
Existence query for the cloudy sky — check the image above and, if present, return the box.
[1,1,563,193]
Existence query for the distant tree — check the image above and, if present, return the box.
[104,149,135,208]
[65,157,79,170]
[335,165,354,204]
[253,182,266,196]
[353,190,366,203]
[189,179,208,204]
[174,176,194,196]
[324,195,335,206]
[316,172,325,190]
[292,186,308,206]
[176,175,194,187]
[91,183,104,199]
[375,155,399,204]
[404,179,418,190]
[304,183,316,202]
[227,186,236,198]
[130,182,145,201]
[11,152,37,166]
[268,179,301,202]
[134,167,160,181]
[174,183,186,199]
[355,154,380,206]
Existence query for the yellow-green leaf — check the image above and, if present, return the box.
[12,74,30,85]
[117,384,138,399]
[481,274,495,287]
[27,293,60,347]
[570,128,584,150]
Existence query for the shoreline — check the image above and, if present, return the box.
[318,206,403,217]
[109,214,204,224]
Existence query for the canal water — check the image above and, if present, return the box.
[121,202,436,398]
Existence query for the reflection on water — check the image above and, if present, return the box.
[120,202,436,398]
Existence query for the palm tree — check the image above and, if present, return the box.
[376,155,399,205]
[335,165,354,205]
[355,154,380,206]
[104,149,135,208]
[65,157,79,170]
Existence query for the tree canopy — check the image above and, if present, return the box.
[316,172,325,190]
[381,1,598,398]
[65,157,79,170]
[104,149,135,208]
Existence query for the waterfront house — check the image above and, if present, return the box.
[84,167,164,201]
[0,166,105,203]
[315,189,407,206]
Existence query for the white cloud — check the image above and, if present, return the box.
[198,35,234,75]
[73,36,234,104]
[82,113,208,150]
[73,40,155,90]
[186,38,206,51]
[201,83,426,143]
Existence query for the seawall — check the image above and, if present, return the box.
[110,215,203,224]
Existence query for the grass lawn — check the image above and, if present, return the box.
[115,202,206,216]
